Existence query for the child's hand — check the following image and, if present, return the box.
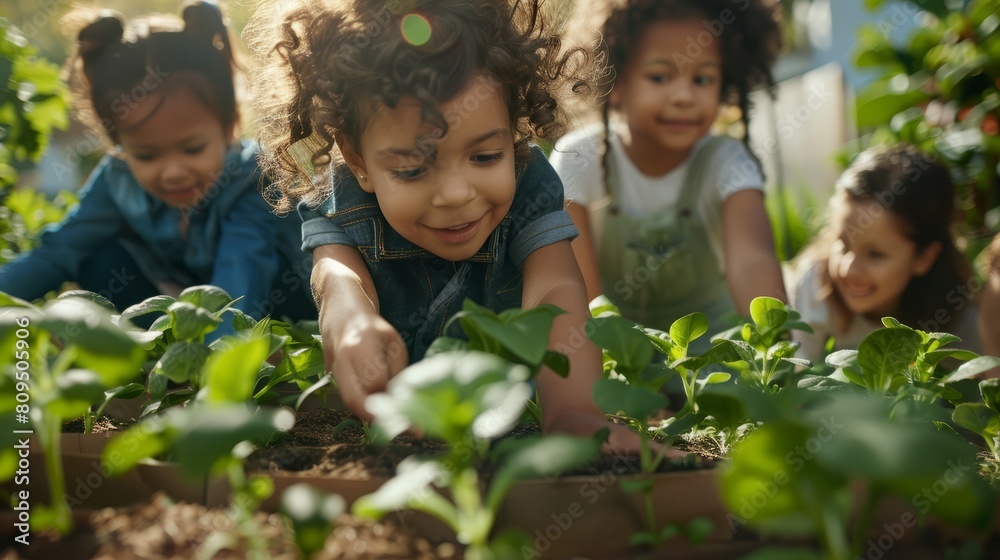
[325,311,408,421]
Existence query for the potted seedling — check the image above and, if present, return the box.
[353,350,600,560]
[0,293,146,532]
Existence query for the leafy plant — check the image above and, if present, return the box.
[952,378,1000,463]
[852,0,1000,241]
[721,389,995,560]
[281,483,346,559]
[823,317,1000,405]
[710,297,814,393]
[0,292,146,533]
[355,351,600,560]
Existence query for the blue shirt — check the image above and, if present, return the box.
[0,141,311,322]
[299,146,578,361]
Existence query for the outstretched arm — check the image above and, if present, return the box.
[311,244,408,419]
[566,202,603,304]
[721,190,787,314]
[522,239,650,454]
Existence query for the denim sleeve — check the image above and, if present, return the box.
[212,187,286,330]
[507,147,579,268]
[298,198,357,253]
[0,157,125,300]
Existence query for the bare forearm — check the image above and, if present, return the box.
[727,255,787,316]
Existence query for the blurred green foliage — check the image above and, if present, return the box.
[852,0,1000,253]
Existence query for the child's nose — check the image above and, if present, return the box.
[669,79,695,105]
[161,157,189,184]
[432,174,476,207]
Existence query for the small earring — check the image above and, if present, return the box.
[359,175,367,182]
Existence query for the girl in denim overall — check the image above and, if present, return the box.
[247,0,647,451]
[0,2,314,334]
[552,0,787,348]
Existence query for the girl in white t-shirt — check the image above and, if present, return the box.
[550,0,786,342]
[789,144,981,364]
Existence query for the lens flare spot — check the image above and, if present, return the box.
[401,14,431,46]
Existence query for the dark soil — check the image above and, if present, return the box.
[0,493,459,560]
[246,408,720,481]
[61,417,131,434]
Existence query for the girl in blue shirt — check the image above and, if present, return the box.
[0,2,314,328]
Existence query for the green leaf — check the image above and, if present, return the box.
[121,295,176,325]
[669,313,709,354]
[168,302,222,341]
[738,548,822,560]
[179,285,233,313]
[102,422,170,476]
[468,306,559,365]
[856,75,931,128]
[154,342,211,384]
[946,356,1000,382]
[106,382,145,400]
[589,295,621,317]
[703,371,731,385]
[592,377,666,420]
[766,340,800,361]
[40,298,146,387]
[587,316,653,380]
[205,336,271,404]
[424,335,469,357]
[540,350,570,377]
[749,297,788,335]
[925,349,980,368]
[57,290,116,312]
[856,328,922,394]
[281,484,345,558]
[981,379,1000,412]
[54,368,106,404]
[952,403,1000,440]
[485,435,600,512]
[170,405,295,477]
[352,458,448,520]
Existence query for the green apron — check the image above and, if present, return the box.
[597,137,735,351]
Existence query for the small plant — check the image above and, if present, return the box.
[721,389,995,560]
[280,483,346,559]
[823,317,1000,405]
[354,351,600,560]
[0,292,146,533]
[953,379,1000,464]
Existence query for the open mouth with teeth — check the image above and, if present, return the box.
[426,217,484,244]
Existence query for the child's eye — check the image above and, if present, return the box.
[472,152,505,165]
[647,74,669,85]
[390,168,425,181]
[132,153,156,162]
[869,250,887,259]
[184,145,207,155]
[694,75,717,87]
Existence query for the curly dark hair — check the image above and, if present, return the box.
[245,0,594,212]
[796,143,975,333]
[584,0,782,183]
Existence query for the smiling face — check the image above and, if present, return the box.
[828,199,941,320]
[341,75,516,261]
[611,18,722,175]
[117,87,234,210]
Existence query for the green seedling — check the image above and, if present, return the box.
[331,417,377,447]
[722,388,994,560]
[0,292,146,534]
[710,297,813,392]
[354,351,599,560]
[584,305,728,548]
[952,379,1000,464]
[824,318,1000,406]
[281,483,346,559]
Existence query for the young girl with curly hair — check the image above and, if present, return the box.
[551,0,786,343]
[789,144,981,363]
[0,1,314,333]
[246,0,642,447]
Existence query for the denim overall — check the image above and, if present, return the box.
[597,137,734,350]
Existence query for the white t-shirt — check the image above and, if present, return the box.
[789,260,983,365]
[549,123,764,270]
